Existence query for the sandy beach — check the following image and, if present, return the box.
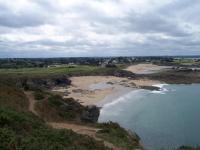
[125,63,170,74]
[52,75,161,106]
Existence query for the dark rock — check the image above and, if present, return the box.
[113,70,135,79]
[17,75,71,90]
[81,105,100,123]
[52,75,71,86]
[140,86,160,91]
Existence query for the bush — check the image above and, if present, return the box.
[48,95,63,106]
[0,79,29,111]
[34,91,45,100]
[0,108,108,150]
[97,122,141,150]
[0,128,17,149]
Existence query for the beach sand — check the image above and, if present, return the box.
[64,76,129,106]
[124,63,170,74]
[53,76,161,106]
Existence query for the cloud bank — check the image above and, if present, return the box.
[0,0,200,57]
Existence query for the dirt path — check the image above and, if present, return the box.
[24,91,120,150]
[24,91,39,116]
[49,122,120,150]
[48,122,100,137]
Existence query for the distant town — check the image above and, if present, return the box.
[1,56,200,69]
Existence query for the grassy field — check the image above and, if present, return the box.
[0,65,99,75]
[0,65,122,77]
[173,59,200,66]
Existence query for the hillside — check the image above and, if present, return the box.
[0,74,142,150]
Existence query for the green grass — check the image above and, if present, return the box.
[0,65,95,75]
[0,65,118,77]
[173,59,200,66]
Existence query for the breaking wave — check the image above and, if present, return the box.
[151,84,169,94]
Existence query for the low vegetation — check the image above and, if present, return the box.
[0,78,29,112]
[96,122,142,150]
[35,95,85,122]
[0,65,136,80]
[0,107,108,150]
[33,90,46,100]
[173,58,200,66]
[0,65,112,76]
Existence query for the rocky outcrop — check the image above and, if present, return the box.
[17,75,71,90]
[81,105,100,123]
[113,70,136,79]
[140,85,160,91]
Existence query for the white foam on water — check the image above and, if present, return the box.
[150,90,165,94]
[104,90,144,107]
[151,84,169,94]
[100,90,145,116]
[153,84,168,88]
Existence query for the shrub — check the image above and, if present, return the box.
[97,122,141,150]
[0,108,108,150]
[0,128,17,149]
[34,91,45,100]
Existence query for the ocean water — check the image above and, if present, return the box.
[98,84,200,150]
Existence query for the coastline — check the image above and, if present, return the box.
[52,76,161,106]
[52,63,172,107]
[96,85,134,107]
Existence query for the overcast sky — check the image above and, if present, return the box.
[0,0,200,57]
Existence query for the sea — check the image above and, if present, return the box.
[98,84,200,150]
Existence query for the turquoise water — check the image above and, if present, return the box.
[98,84,200,150]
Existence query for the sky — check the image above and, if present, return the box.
[0,0,200,58]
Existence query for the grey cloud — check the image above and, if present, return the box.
[123,13,189,37]
[0,0,200,57]
[0,2,48,28]
[71,3,190,37]
[158,0,200,15]
[157,0,200,24]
